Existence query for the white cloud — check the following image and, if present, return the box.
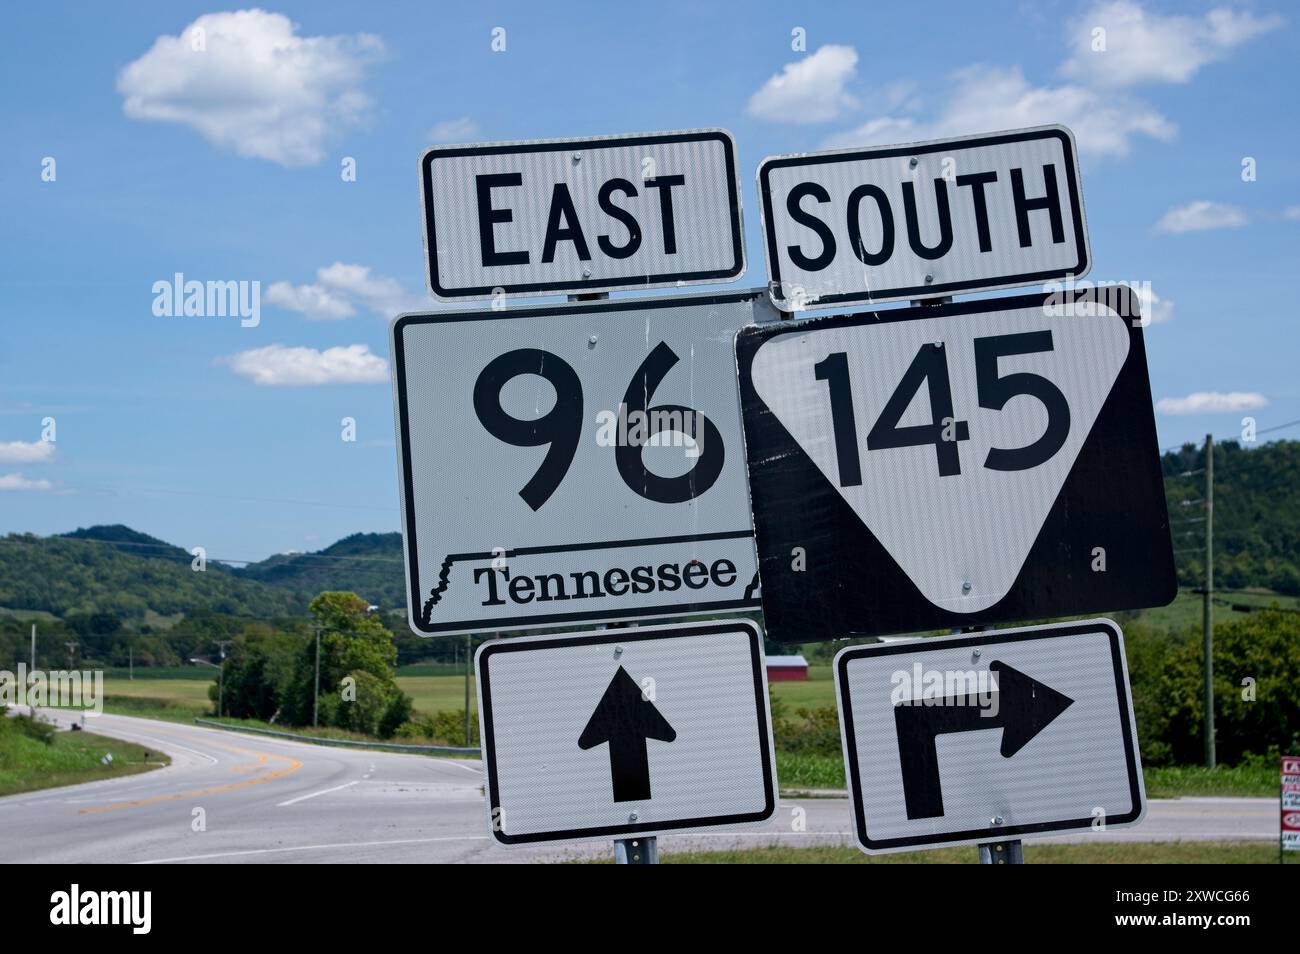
[1144,288,1174,325]
[824,65,1175,158]
[117,10,384,167]
[428,117,479,143]
[265,281,356,320]
[220,344,389,386]
[1155,200,1248,233]
[1284,205,1300,221]
[1156,391,1269,415]
[266,263,425,319]
[0,440,55,464]
[0,473,53,492]
[748,45,859,123]
[1063,2,1282,89]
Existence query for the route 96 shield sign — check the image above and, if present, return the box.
[393,291,769,635]
[735,286,1175,643]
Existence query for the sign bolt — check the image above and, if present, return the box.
[629,812,639,822]
[588,334,598,347]
[572,152,582,163]
[961,580,972,594]
[614,645,624,658]
[909,156,918,168]
[924,273,934,284]
[582,266,592,278]
[972,649,981,660]
[992,816,1005,826]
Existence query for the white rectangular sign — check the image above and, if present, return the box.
[391,291,767,635]
[758,125,1090,310]
[835,619,1145,853]
[421,129,745,300]
[476,620,777,845]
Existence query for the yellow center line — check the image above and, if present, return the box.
[78,731,306,814]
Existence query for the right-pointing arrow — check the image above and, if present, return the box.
[894,661,1073,820]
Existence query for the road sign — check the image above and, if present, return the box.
[758,125,1090,311]
[420,129,745,300]
[835,619,1145,853]
[735,286,1175,643]
[475,620,777,845]
[1284,757,1300,851]
[392,291,770,635]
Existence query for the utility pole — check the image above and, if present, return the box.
[65,640,77,669]
[313,627,322,728]
[30,623,36,673]
[1202,433,1216,769]
[464,634,472,746]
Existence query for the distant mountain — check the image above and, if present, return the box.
[1163,438,1300,595]
[0,532,300,621]
[233,532,405,610]
[1,439,1294,624]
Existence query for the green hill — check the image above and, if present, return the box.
[233,532,405,610]
[1163,438,1300,595]
[0,532,300,621]
[0,439,1294,628]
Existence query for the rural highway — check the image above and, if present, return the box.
[2,710,1278,863]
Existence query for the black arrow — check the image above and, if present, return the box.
[578,666,676,803]
[894,661,1073,820]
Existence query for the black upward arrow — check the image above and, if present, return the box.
[578,666,676,803]
[894,661,1073,820]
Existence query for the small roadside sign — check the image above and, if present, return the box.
[835,619,1145,853]
[392,291,768,635]
[475,620,777,845]
[735,286,1175,642]
[1284,757,1300,852]
[421,129,745,300]
[758,125,1090,310]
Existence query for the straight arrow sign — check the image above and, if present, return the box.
[579,666,677,802]
[895,661,1073,819]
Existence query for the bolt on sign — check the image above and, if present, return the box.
[835,619,1145,854]
[735,286,1175,643]
[420,129,746,300]
[392,291,773,635]
[475,620,777,845]
[757,125,1090,311]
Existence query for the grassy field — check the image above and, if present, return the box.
[1130,588,1300,633]
[0,717,169,796]
[657,842,1282,864]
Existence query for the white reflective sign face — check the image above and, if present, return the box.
[391,292,763,635]
[421,129,745,300]
[476,621,777,845]
[835,620,1145,853]
[759,126,1090,310]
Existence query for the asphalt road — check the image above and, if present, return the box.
[1,710,1278,863]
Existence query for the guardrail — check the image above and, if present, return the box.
[193,718,480,756]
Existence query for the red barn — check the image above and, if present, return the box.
[766,654,809,682]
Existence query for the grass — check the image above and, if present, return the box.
[198,715,478,755]
[1144,761,1279,798]
[658,842,1281,864]
[0,718,169,796]
[1123,589,1300,634]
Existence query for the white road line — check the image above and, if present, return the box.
[135,834,491,863]
[277,781,359,807]
[426,757,483,775]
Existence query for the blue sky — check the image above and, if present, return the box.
[0,0,1296,562]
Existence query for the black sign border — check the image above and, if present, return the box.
[422,130,746,299]
[836,620,1144,852]
[477,620,776,845]
[392,291,764,636]
[758,126,1090,307]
